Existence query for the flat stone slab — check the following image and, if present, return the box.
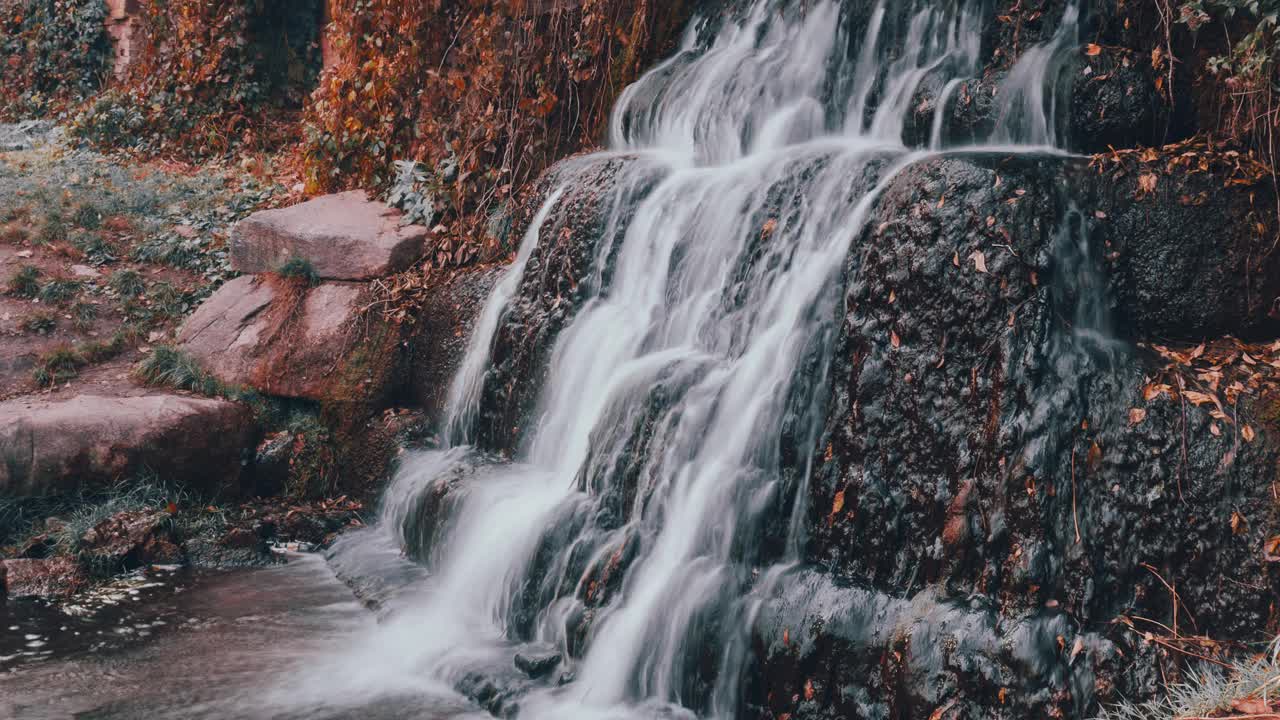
[177,275,397,404]
[0,393,255,497]
[230,190,428,280]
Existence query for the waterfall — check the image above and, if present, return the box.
[311,1,1088,718]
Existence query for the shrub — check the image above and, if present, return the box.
[1177,0,1280,165]
[302,0,700,267]
[0,0,112,119]
[284,411,338,500]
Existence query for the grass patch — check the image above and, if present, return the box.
[0,223,30,244]
[73,232,118,266]
[146,281,193,320]
[109,268,145,297]
[36,209,67,245]
[133,345,225,396]
[32,344,86,386]
[71,202,102,231]
[7,264,41,297]
[71,301,98,330]
[131,232,204,270]
[1096,638,1280,719]
[30,333,131,386]
[37,278,84,304]
[19,311,58,335]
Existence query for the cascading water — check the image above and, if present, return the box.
[310,1,1089,718]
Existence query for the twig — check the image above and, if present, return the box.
[1071,435,1081,544]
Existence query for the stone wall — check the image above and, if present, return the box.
[103,0,141,80]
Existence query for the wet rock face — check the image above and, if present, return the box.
[473,153,670,453]
[408,265,506,425]
[771,153,1280,718]
[0,393,256,498]
[905,50,1168,153]
[1087,153,1280,339]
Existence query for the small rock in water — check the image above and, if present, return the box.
[514,649,562,679]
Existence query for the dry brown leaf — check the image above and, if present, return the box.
[1242,424,1256,443]
[1142,383,1172,400]
[1182,390,1216,406]
[971,251,988,273]
[1128,408,1146,424]
[1231,697,1273,714]
[1085,43,1102,56]
[891,330,901,349]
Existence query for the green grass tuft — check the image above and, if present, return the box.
[277,256,319,285]
[133,345,225,396]
[109,268,145,297]
[7,264,41,297]
[37,278,83,304]
[19,311,57,335]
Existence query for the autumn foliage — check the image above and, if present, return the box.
[303,0,698,266]
[73,0,321,157]
[0,0,111,120]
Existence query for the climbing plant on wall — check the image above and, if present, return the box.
[72,0,323,158]
[0,0,112,120]
[303,0,699,267]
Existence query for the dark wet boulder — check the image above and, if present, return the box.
[0,557,86,599]
[79,509,183,573]
[794,152,1280,716]
[514,646,563,678]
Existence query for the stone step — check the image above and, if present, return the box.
[230,190,429,280]
[0,393,256,498]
